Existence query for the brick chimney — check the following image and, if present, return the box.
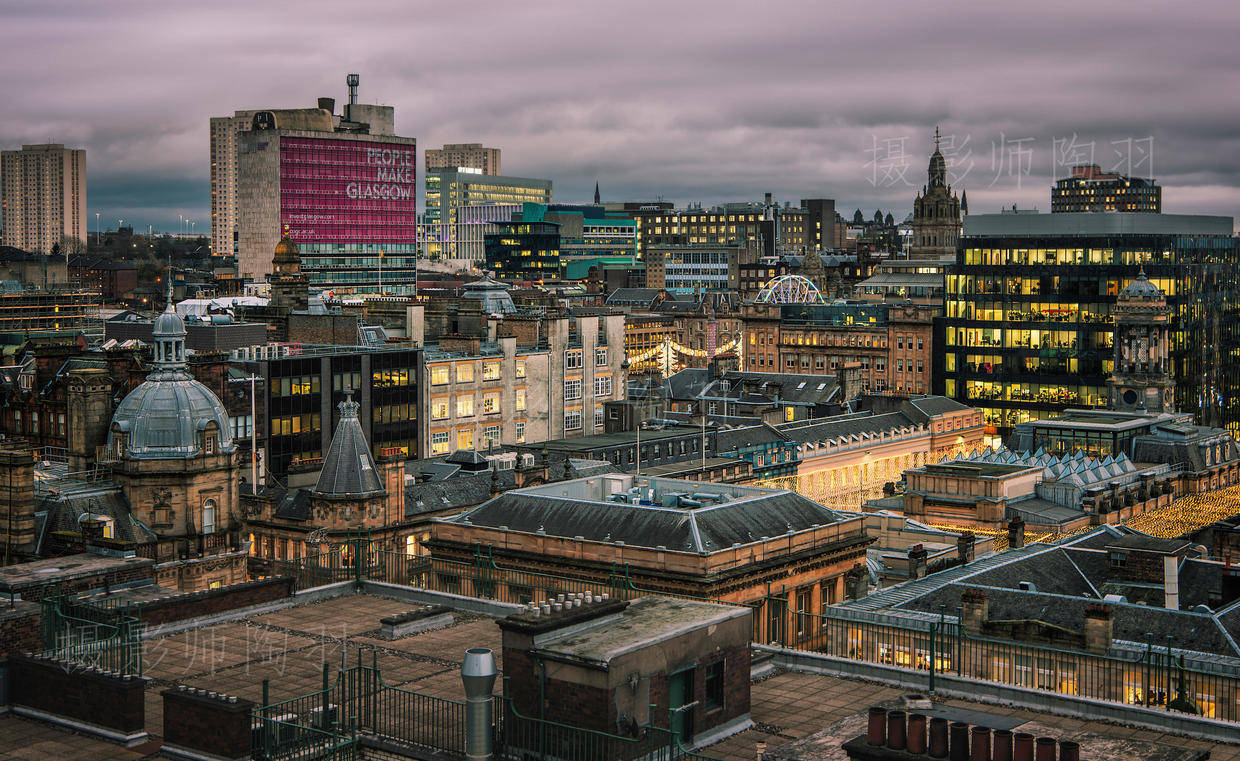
[1007,516,1025,550]
[957,532,975,565]
[907,544,928,580]
[1084,604,1113,653]
[960,589,988,633]
[0,444,37,560]
[845,562,869,600]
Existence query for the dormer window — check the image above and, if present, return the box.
[205,435,215,455]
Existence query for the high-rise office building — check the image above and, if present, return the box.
[424,168,551,225]
[424,143,501,175]
[1,144,86,254]
[1052,164,1161,213]
[935,212,1240,435]
[230,76,418,293]
[423,169,551,260]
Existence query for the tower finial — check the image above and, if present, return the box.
[934,126,941,150]
[166,253,173,311]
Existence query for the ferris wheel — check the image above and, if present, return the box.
[754,274,826,304]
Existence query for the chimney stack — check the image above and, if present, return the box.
[1007,516,1025,550]
[908,544,929,580]
[957,532,976,565]
[961,589,988,634]
[1083,603,1113,652]
[0,444,36,559]
[1164,554,1180,610]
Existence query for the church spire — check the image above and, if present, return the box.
[593,181,601,205]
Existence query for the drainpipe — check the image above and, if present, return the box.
[461,648,497,761]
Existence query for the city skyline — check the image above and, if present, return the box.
[1,0,1238,233]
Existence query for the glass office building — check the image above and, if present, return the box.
[934,213,1240,435]
[250,345,421,481]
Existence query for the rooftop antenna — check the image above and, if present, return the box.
[166,253,173,313]
[347,73,359,106]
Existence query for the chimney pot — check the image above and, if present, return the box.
[928,717,949,758]
[1014,732,1035,761]
[866,707,887,746]
[907,713,927,754]
[1035,737,1057,761]
[970,726,991,761]
[886,710,907,750]
[993,729,1014,761]
[949,722,969,761]
[1058,740,1080,761]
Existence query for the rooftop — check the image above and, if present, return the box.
[8,590,1237,761]
[963,212,1234,238]
[445,474,857,553]
[528,597,747,665]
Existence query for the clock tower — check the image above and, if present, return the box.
[1108,269,1174,414]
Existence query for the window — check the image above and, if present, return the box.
[482,391,500,415]
[483,362,500,381]
[515,421,526,443]
[430,365,450,385]
[456,363,474,383]
[594,407,605,428]
[565,409,582,431]
[515,388,527,411]
[564,378,582,401]
[483,425,501,446]
[457,428,474,450]
[456,395,474,417]
[704,661,724,709]
[202,500,217,535]
[595,347,608,366]
[594,375,612,397]
[516,360,526,379]
[432,397,450,419]
[565,349,582,369]
[431,431,450,454]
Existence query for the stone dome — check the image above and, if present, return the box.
[1118,270,1164,302]
[273,235,299,260]
[107,304,234,460]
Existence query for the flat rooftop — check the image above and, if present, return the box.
[963,211,1234,237]
[535,597,747,665]
[3,591,1238,759]
[922,461,1037,478]
[0,552,152,592]
[517,473,776,507]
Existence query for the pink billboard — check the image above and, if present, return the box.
[279,136,417,244]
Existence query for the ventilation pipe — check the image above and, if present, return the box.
[1164,555,1180,610]
[461,648,497,760]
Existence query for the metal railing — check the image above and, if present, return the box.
[783,609,1240,723]
[252,650,465,760]
[39,589,143,675]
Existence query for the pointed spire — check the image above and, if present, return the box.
[934,125,941,151]
[314,393,385,496]
[593,181,601,205]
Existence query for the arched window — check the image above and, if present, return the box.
[202,499,217,535]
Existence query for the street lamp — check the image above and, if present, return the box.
[621,358,639,476]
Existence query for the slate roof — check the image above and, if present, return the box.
[314,398,384,496]
[904,395,971,420]
[715,424,789,452]
[777,411,919,445]
[842,525,1240,660]
[449,486,855,554]
[36,484,156,550]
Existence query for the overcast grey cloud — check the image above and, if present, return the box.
[2,0,1237,233]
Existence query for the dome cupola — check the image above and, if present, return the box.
[107,294,234,460]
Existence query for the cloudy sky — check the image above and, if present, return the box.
[3,0,1237,234]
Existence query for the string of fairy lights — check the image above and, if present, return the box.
[625,337,744,375]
